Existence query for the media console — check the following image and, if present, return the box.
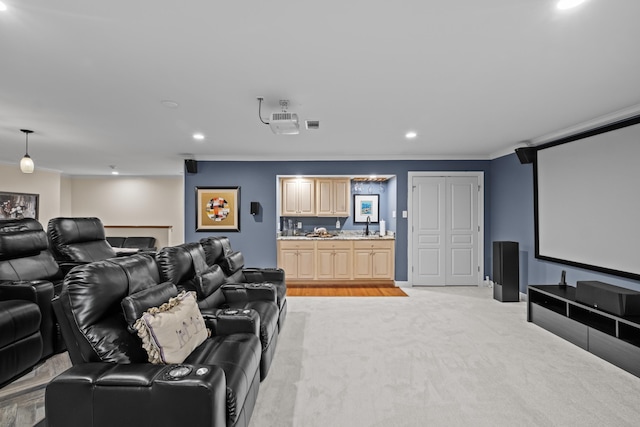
[528,284,640,378]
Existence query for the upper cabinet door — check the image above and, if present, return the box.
[297,178,316,215]
[281,178,316,216]
[316,178,350,217]
[332,179,350,216]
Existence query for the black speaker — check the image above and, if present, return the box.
[576,281,640,316]
[250,202,260,216]
[515,147,536,164]
[185,159,198,174]
[493,241,519,302]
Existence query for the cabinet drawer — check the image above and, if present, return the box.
[316,240,352,250]
[530,303,588,350]
[353,240,394,250]
[278,240,315,250]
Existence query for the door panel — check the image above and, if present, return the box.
[446,177,478,286]
[412,175,479,286]
[412,177,446,285]
[418,249,441,277]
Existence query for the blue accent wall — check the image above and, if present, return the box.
[185,160,492,281]
[186,154,640,291]
[490,153,640,292]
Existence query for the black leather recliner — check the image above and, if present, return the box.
[0,218,65,357]
[47,217,117,273]
[0,297,43,387]
[48,253,262,427]
[156,242,279,381]
[200,236,288,329]
[107,236,157,252]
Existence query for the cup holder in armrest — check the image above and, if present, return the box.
[222,308,252,316]
[246,283,273,288]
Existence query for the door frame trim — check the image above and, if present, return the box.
[407,171,485,287]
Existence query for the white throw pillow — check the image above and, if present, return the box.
[134,291,209,364]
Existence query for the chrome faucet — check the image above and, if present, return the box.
[365,215,370,236]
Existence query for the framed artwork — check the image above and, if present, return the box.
[0,191,39,220]
[353,194,379,224]
[195,186,240,231]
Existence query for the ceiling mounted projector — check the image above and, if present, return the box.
[257,97,300,135]
[269,111,299,135]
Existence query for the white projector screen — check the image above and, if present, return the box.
[535,115,640,280]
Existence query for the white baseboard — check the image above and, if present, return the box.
[395,281,411,288]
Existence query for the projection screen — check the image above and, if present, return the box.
[535,115,640,280]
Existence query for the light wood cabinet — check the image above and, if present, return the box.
[316,178,350,217]
[278,238,395,283]
[281,178,315,216]
[277,240,315,279]
[316,240,352,280]
[353,240,394,279]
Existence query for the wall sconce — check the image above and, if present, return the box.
[20,129,35,174]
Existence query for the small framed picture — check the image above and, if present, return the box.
[195,187,240,232]
[353,194,379,224]
[0,191,39,220]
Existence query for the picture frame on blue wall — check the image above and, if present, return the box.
[353,194,379,224]
[195,186,240,231]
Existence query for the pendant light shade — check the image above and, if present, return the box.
[20,129,35,173]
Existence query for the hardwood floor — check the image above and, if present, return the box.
[287,284,408,297]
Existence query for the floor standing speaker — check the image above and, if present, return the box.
[493,241,519,302]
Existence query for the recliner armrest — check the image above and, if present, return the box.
[222,282,277,303]
[57,261,88,276]
[0,280,58,357]
[204,308,261,337]
[45,362,227,427]
[0,279,54,305]
[243,267,285,282]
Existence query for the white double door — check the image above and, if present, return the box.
[410,173,482,286]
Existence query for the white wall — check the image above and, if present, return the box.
[0,163,62,226]
[70,176,184,248]
[1,164,184,249]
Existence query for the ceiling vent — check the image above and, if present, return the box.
[305,120,320,130]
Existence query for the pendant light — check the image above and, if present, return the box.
[20,129,35,173]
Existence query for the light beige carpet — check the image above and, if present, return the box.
[250,287,640,427]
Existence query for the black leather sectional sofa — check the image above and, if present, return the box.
[0,219,67,386]
[18,217,288,427]
[1,216,287,426]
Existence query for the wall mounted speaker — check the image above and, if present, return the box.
[515,147,536,164]
[185,159,198,174]
[250,202,260,216]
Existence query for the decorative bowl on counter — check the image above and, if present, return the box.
[305,232,337,238]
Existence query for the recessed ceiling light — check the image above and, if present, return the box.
[109,165,119,175]
[160,100,179,109]
[556,0,586,10]
[405,131,417,139]
[193,133,205,141]
[0,2,7,12]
